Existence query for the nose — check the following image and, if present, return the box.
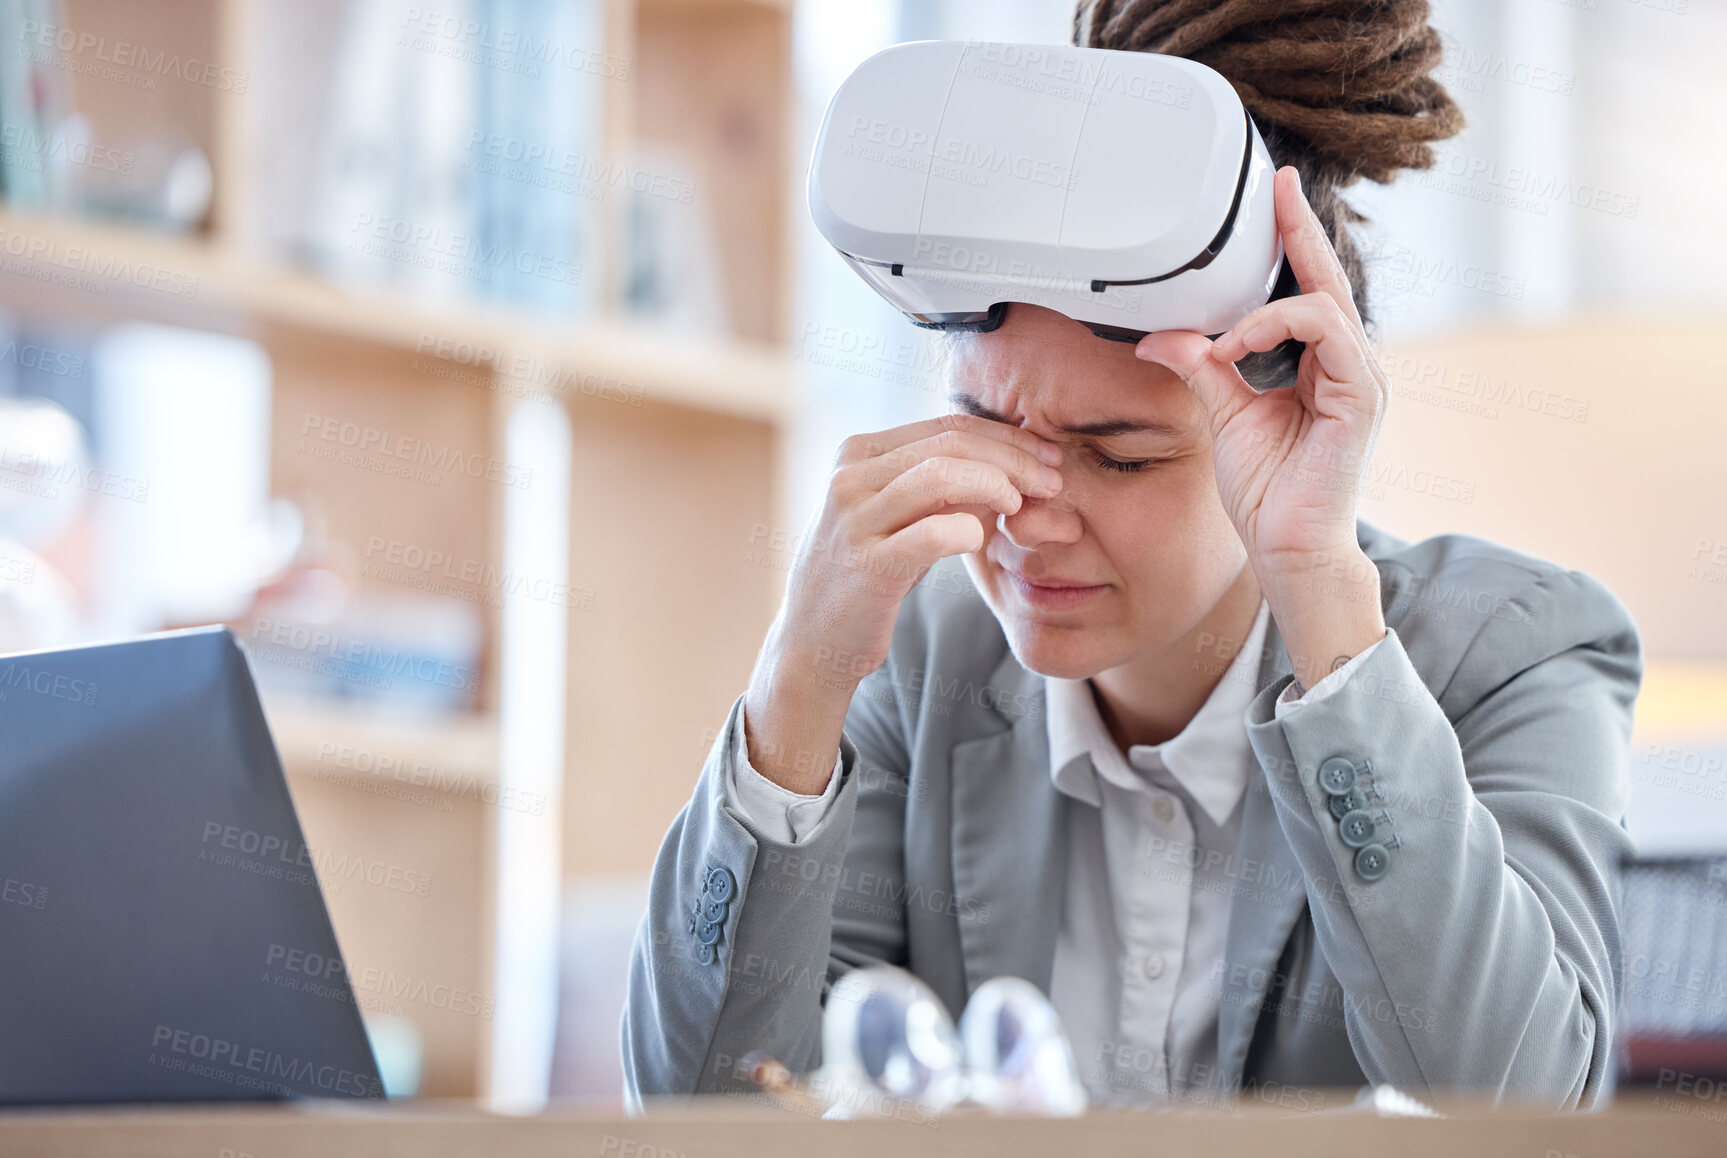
[996,487,1084,550]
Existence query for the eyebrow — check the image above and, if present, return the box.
[948,392,1187,439]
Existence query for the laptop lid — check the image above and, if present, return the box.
[0,625,384,1103]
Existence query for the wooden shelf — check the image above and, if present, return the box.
[265,697,501,793]
[0,207,792,424]
[12,0,798,1104]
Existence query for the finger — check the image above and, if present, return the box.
[1208,295,1376,412]
[859,427,1063,502]
[863,456,1025,536]
[1274,165,1363,329]
[836,411,1064,471]
[1133,328,1257,432]
[877,511,988,570]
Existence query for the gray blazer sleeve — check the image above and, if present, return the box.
[619,664,912,1107]
[1243,564,1640,1110]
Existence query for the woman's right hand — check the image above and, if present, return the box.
[742,413,1065,793]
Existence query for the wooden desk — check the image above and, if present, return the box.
[1,1091,1722,1158]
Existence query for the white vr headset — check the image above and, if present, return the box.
[808,40,1292,343]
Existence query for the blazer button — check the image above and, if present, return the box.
[706,866,738,903]
[1338,809,1376,848]
[696,919,723,946]
[1327,786,1367,821]
[696,943,716,966]
[1354,843,1390,881]
[703,896,729,924]
[1318,757,1357,795]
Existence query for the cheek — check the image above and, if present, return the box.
[1078,462,1219,544]
[1082,465,1240,589]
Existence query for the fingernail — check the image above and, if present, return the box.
[1037,441,1064,465]
[1040,466,1063,491]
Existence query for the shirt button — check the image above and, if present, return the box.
[1153,797,1176,823]
[1142,952,1166,980]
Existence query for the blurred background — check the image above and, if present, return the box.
[0,0,1719,1111]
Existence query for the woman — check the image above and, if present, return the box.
[623,0,1639,1112]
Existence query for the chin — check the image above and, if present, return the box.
[994,615,1116,681]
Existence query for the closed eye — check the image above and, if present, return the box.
[1090,452,1161,473]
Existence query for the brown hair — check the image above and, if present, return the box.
[1072,0,1466,388]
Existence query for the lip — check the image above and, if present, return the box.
[1003,569,1109,610]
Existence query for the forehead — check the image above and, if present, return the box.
[943,305,1198,435]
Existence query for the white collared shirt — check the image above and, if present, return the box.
[1048,599,1271,1104]
[726,600,1385,1104]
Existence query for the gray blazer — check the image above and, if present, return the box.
[621,517,1641,1112]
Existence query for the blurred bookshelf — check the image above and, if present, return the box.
[0,206,790,419]
[0,0,796,1103]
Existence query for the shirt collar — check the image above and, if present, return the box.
[1044,598,1271,825]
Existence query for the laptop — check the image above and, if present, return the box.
[0,626,384,1103]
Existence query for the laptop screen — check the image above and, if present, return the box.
[0,626,384,1103]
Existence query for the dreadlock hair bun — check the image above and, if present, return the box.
[1073,0,1466,188]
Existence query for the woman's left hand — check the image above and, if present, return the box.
[1132,164,1389,583]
